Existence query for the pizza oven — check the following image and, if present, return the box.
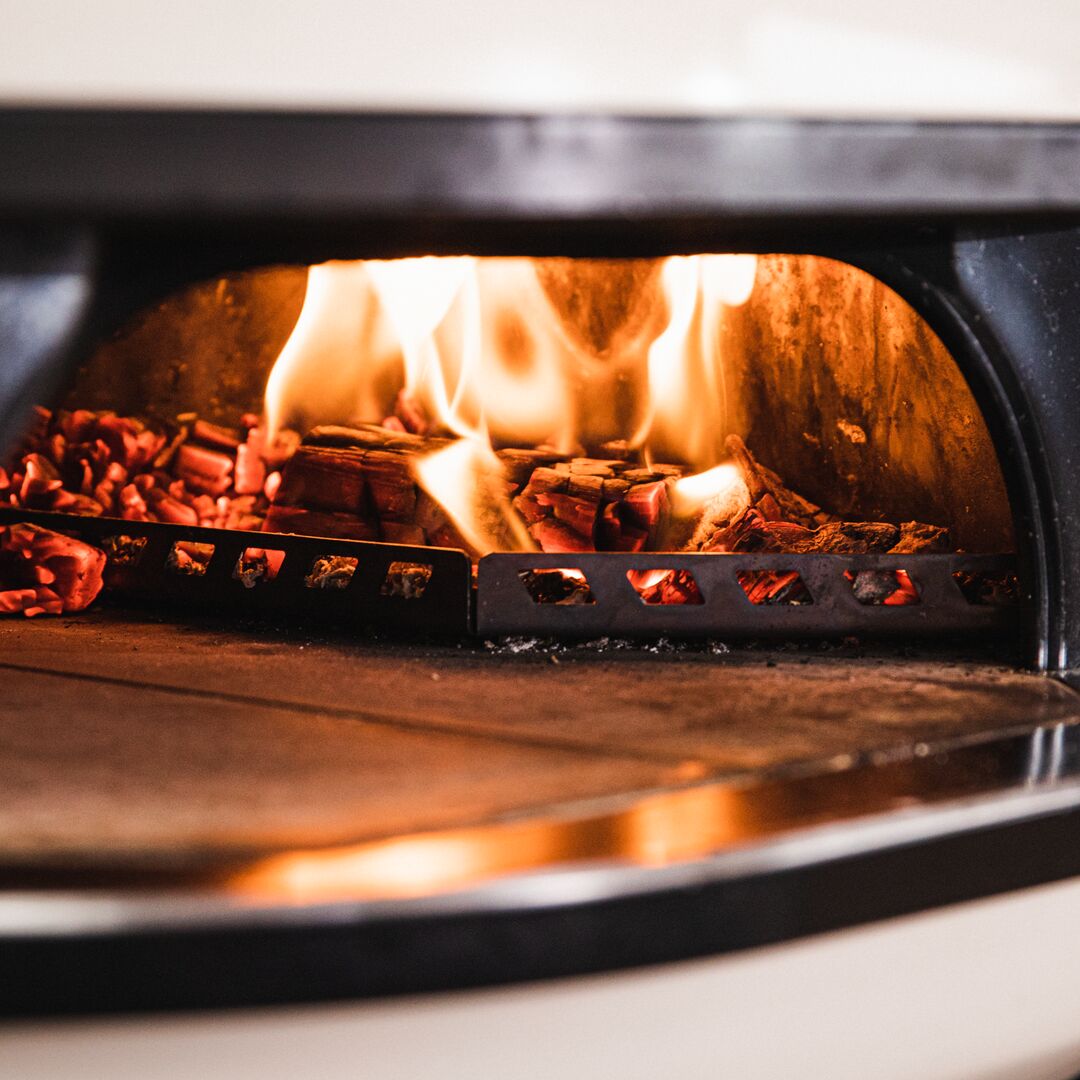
[1,109,1080,1045]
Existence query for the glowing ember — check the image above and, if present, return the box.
[0,522,105,616]
[626,568,705,605]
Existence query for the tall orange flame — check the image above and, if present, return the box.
[635,254,758,469]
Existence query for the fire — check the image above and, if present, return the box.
[366,256,478,440]
[634,255,756,469]
[263,254,758,553]
[412,439,534,555]
[264,261,395,440]
[671,462,746,519]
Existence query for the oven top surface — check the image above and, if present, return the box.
[0,611,1067,875]
[1,609,1080,1014]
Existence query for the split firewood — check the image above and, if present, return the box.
[889,521,951,554]
[703,508,949,606]
[698,507,948,556]
[263,424,471,550]
[264,421,955,580]
[683,434,830,553]
[265,424,688,554]
[7,402,955,604]
[513,458,681,553]
[723,434,833,529]
[694,439,948,598]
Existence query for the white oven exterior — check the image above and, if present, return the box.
[3,876,1080,1080]
[0,0,1078,121]
[2,4,1080,1078]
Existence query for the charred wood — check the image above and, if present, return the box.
[267,425,686,554]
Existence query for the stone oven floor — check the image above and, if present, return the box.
[0,608,1076,877]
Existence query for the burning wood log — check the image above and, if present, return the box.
[513,460,678,553]
[265,424,687,555]
[683,443,951,606]
[263,424,471,550]
[707,508,949,606]
[266,424,515,554]
[263,421,952,601]
[691,439,948,558]
[723,434,833,530]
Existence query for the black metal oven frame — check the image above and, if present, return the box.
[3,111,1080,1017]
[3,111,1080,670]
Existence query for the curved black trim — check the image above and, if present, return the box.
[4,792,1080,1018]
[831,242,1054,671]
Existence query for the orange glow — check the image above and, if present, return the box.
[229,779,745,905]
[263,255,758,551]
[634,255,758,469]
[365,256,478,438]
[264,261,398,440]
[627,567,672,591]
[885,569,920,606]
[670,462,746,519]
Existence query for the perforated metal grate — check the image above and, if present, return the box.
[0,507,473,635]
[1,508,1020,640]
[476,552,1019,639]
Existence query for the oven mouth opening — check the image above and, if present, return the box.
[1,252,1019,646]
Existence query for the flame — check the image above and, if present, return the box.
[671,462,747,519]
[412,438,534,556]
[264,261,398,440]
[635,254,759,470]
[365,256,478,438]
[628,568,672,591]
[263,254,757,552]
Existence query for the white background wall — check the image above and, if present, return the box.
[0,0,1078,120]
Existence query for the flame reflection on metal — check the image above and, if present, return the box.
[227,720,1079,908]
